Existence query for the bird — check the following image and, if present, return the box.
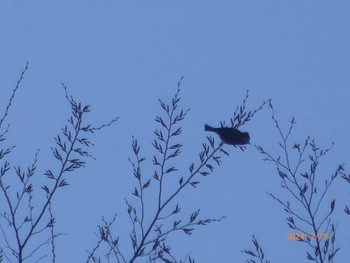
[204,124,250,146]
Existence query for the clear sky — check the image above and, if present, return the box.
[1,1,349,262]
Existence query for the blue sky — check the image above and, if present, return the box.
[1,1,350,262]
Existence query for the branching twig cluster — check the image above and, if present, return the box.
[339,167,350,216]
[0,64,118,262]
[242,235,270,263]
[7,64,341,263]
[87,81,267,263]
[250,102,341,263]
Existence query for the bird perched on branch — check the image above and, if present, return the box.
[204,124,250,146]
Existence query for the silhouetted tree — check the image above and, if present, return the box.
[86,80,268,263]
[244,102,344,263]
[0,63,117,262]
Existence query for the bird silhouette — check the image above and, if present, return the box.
[204,124,250,146]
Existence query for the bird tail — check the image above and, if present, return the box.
[204,124,215,131]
